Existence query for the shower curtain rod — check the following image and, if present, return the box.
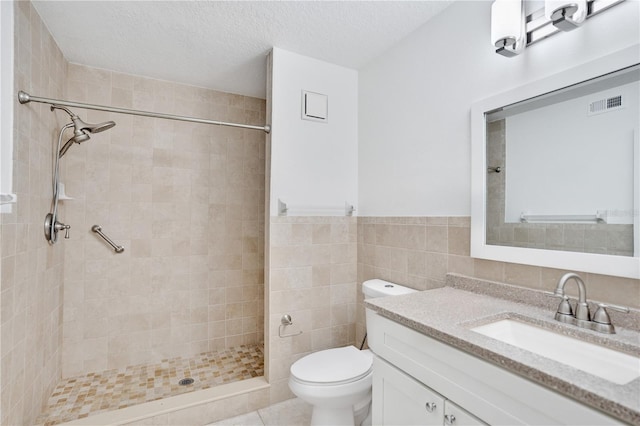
[17,91,271,134]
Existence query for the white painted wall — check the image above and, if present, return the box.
[270,47,358,216]
[358,0,640,216]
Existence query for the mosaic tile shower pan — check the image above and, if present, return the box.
[37,344,264,426]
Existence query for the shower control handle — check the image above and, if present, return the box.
[45,213,71,244]
[55,220,71,239]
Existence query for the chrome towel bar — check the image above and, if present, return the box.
[91,225,124,253]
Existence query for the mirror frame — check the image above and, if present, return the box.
[471,44,640,279]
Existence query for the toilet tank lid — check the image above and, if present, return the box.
[362,279,417,298]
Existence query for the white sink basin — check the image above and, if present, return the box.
[471,319,640,385]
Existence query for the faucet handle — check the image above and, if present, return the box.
[593,303,629,325]
[543,291,573,315]
[557,296,574,316]
[597,303,630,313]
[54,220,71,239]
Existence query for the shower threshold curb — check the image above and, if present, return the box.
[58,377,269,425]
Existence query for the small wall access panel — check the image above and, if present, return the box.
[302,90,328,123]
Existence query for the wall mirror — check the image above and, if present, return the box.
[471,45,640,279]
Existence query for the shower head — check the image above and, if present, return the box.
[71,114,116,134]
[58,133,88,158]
[51,104,116,157]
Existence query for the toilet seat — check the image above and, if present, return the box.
[290,346,373,386]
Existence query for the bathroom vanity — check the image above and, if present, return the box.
[365,274,640,425]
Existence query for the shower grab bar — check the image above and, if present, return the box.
[18,91,271,134]
[91,225,125,253]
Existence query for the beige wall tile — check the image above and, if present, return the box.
[267,216,357,405]
[59,64,266,375]
[1,3,67,424]
[586,273,640,309]
[503,263,541,288]
[473,258,505,282]
[357,216,639,333]
[356,216,637,367]
[448,226,470,256]
[407,250,426,277]
[426,226,448,253]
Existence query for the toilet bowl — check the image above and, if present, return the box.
[288,279,417,426]
[289,346,373,426]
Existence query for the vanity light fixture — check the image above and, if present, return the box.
[545,0,587,31]
[492,0,626,58]
[491,0,526,57]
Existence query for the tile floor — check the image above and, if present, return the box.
[36,344,264,426]
[208,397,312,426]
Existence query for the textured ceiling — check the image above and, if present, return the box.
[33,1,453,99]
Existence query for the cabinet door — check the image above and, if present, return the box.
[373,357,444,425]
[443,400,488,426]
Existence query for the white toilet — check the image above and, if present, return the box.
[288,279,417,426]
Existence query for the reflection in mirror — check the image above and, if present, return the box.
[485,64,639,257]
[471,46,640,278]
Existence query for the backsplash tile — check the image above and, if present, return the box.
[356,216,640,346]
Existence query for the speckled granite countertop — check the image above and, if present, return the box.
[364,274,640,425]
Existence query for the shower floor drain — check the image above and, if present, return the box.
[178,378,195,386]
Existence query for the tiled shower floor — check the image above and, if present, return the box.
[36,344,264,426]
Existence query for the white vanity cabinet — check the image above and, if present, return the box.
[367,311,622,425]
[374,356,487,425]
[444,400,487,426]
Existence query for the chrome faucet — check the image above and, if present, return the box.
[553,273,590,322]
[548,273,629,334]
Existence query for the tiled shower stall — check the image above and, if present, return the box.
[60,63,266,377]
[3,2,268,424]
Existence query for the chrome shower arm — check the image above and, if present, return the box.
[50,104,77,118]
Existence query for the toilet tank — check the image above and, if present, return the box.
[363,280,417,351]
[362,279,417,299]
